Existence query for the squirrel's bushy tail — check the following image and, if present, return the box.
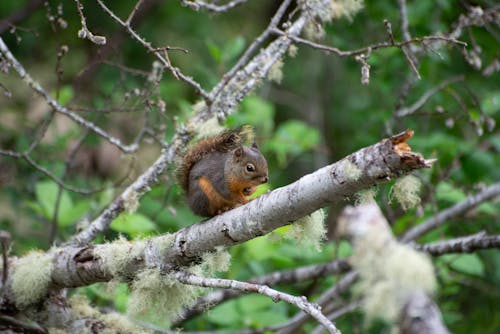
[177,126,254,192]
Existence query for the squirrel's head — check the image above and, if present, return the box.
[230,142,269,186]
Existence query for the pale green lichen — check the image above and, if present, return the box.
[70,295,148,334]
[123,190,140,214]
[288,45,298,58]
[352,233,436,323]
[98,236,146,278]
[391,175,422,210]
[330,0,364,20]
[300,0,364,24]
[11,251,53,308]
[355,188,377,205]
[343,159,362,181]
[151,233,175,254]
[128,246,230,322]
[189,115,225,140]
[268,59,284,84]
[287,209,327,251]
[191,247,231,276]
[127,268,199,322]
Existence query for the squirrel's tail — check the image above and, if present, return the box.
[177,126,254,192]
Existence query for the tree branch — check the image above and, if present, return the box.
[400,182,500,242]
[173,271,341,334]
[67,8,307,246]
[0,37,139,154]
[174,259,351,323]
[416,232,500,256]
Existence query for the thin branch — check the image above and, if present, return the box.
[175,259,351,323]
[95,0,210,100]
[273,30,467,57]
[74,0,107,45]
[400,182,500,242]
[394,75,465,117]
[182,0,249,13]
[0,0,45,34]
[0,37,138,153]
[125,0,145,25]
[276,272,359,334]
[173,270,341,334]
[22,154,103,195]
[209,0,293,101]
[416,232,500,256]
[311,300,362,334]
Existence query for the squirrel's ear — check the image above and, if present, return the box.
[234,146,243,158]
[252,142,259,150]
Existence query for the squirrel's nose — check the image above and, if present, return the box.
[262,176,269,183]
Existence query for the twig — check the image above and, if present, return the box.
[400,182,500,242]
[277,272,359,334]
[416,232,500,256]
[273,30,467,57]
[311,300,362,334]
[394,75,464,117]
[172,270,341,334]
[209,0,293,101]
[0,0,45,34]
[0,37,138,153]
[95,0,210,100]
[125,0,145,25]
[74,0,107,45]
[182,0,249,13]
[175,259,351,323]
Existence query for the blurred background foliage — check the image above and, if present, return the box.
[0,0,499,333]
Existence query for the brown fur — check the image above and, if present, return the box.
[178,127,268,217]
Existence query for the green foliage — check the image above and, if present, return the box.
[1,0,499,333]
[264,120,321,167]
[28,180,89,227]
[207,295,288,328]
[110,213,156,237]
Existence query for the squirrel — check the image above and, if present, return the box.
[177,127,269,217]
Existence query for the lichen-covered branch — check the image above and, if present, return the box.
[174,259,351,323]
[2,130,431,310]
[173,271,341,334]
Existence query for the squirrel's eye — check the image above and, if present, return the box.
[246,163,255,172]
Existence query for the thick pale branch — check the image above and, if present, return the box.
[2,130,430,307]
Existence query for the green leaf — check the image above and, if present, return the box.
[222,36,245,63]
[244,236,276,261]
[35,180,74,225]
[110,213,156,236]
[206,39,222,62]
[435,182,466,203]
[207,300,241,326]
[441,253,485,276]
[56,86,74,106]
[58,201,90,227]
[227,96,275,135]
[265,120,320,167]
